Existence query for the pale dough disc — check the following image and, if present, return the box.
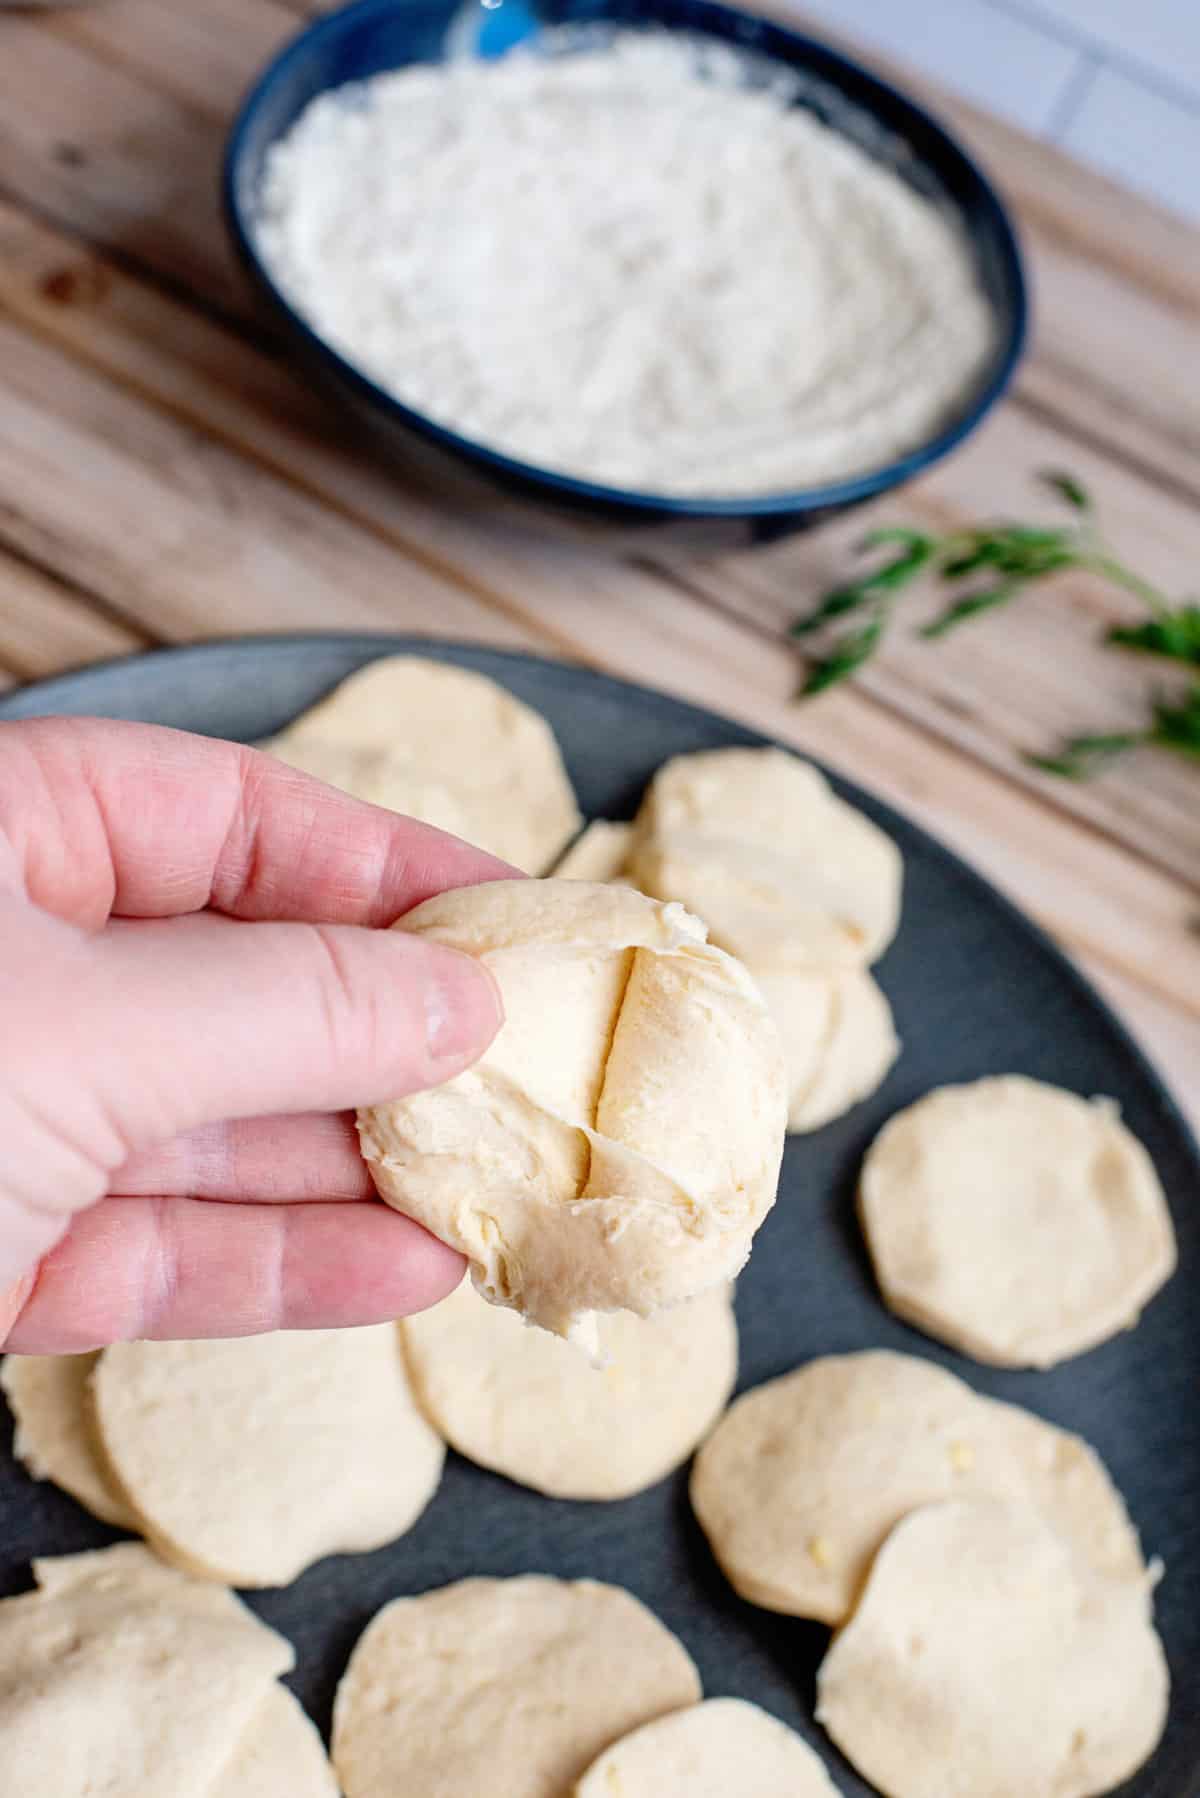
[689,1349,1144,1625]
[401,1279,737,1499]
[815,1497,1169,1798]
[755,968,899,1133]
[1,1352,138,1530]
[261,654,581,872]
[359,880,787,1342]
[332,1575,702,1798]
[859,1075,1177,1367]
[0,1543,293,1798]
[574,1698,842,1796]
[628,748,902,969]
[222,1685,339,1798]
[261,735,480,839]
[552,819,635,882]
[92,1325,444,1588]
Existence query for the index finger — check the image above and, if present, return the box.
[0,716,515,929]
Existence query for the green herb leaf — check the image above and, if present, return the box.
[920,582,1022,638]
[1039,469,1092,511]
[1026,734,1140,779]
[798,617,885,695]
[1108,605,1200,667]
[1149,684,1200,757]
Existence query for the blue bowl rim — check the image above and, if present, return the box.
[222,0,1029,520]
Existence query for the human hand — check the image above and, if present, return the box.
[0,717,508,1353]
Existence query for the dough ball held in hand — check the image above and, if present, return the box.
[400,1279,737,1500]
[358,880,787,1344]
[815,1497,1168,1798]
[92,1326,444,1588]
[261,655,581,872]
[573,1698,843,1797]
[332,1576,701,1798]
[859,1075,1177,1367]
[690,1349,1146,1625]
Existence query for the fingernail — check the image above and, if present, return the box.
[423,947,502,1071]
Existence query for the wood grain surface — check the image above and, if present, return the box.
[0,0,1195,1127]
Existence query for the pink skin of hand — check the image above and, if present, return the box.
[0,717,509,1353]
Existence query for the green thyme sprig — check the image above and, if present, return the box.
[791,470,1200,777]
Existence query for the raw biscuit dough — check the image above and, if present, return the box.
[260,654,581,871]
[0,1543,293,1798]
[1,1352,137,1530]
[332,1575,702,1798]
[359,880,787,1342]
[815,1497,1169,1798]
[690,1349,1144,1624]
[859,1075,1177,1367]
[552,819,635,882]
[755,968,899,1132]
[628,748,901,969]
[401,1279,737,1499]
[223,1686,340,1798]
[574,1697,842,1797]
[93,1325,444,1587]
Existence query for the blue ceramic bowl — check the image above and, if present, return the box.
[224,0,1027,550]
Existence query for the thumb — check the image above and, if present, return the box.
[85,910,502,1145]
[1,905,499,1284]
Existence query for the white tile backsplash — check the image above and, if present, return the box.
[779,0,1200,223]
[1060,62,1200,221]
[786,0,1080,135]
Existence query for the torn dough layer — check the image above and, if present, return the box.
[92,1326,444,1587]
[628,747,901,970]
[816,1497,1168,1798]
[859,1075,1177,1367]
[261,654,581,872]
[332,1576,701,1798]
[401,1279,737,1499]
[359,880,787,1341]
[690,1348,1146,1624]
[573,1697,843,1797]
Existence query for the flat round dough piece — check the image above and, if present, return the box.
[401,1279,737,1499]
[755,968,899,1133]
[223,1686,339,1798]
[690,1350,1144,1624]
[0,1543,294,1798]
[93,1325,444,1587]
[574,1698,842,1797]
[359,880,787,1342]
[1,1353,138,1530]
[261,655,581,871]
[629,748,901,969]
[816,1497,1169,1798]
[859,1076,1177,1367]
[552,819,635,882]
[332,1576,702,1798]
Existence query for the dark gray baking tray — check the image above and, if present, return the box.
[0,635,1195,1796]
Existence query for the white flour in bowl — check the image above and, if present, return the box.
[256,32,996,498]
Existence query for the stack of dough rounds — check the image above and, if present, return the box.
[859,1075,1178,1366]
[816,1497,1169,1798]
[331,1575,702,1798]
[91,1325,444,1587]
[358,879,787,1344]
[260,655,581,873]
[400,1279,738,1499]
[1,1352,136,1530]
[562,750,903,1132]
[690,1350,1145,1624]
[573,1697,844,1796]
[0,1543,335,1797]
